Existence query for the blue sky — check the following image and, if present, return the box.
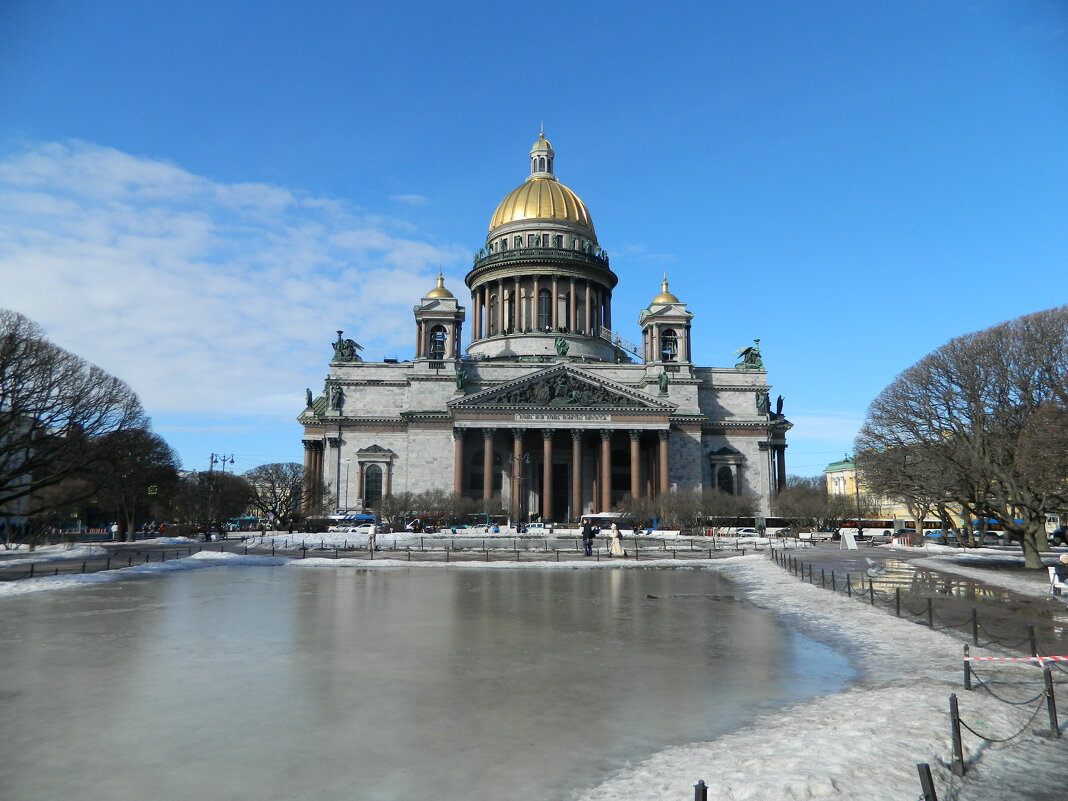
[2,1,1066,476]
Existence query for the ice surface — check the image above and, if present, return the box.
[2,548,1065,799]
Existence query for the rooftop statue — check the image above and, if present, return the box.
[555,337,569,356]
[658,370,670,395]
[305,388,314,409]
[756,390,770,415]
[455,365,466,390]
[331,330,364,362]
[733,338,764,370]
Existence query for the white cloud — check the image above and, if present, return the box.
[0,141,468,417]
[390,193,428,206]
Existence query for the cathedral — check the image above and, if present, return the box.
[299,134,790,521]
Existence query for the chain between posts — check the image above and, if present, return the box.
[765,550,1058,656]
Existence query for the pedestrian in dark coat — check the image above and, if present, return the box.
[581,518,595,556]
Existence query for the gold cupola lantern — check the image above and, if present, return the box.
[650,273,680,304]
[424,272,454,299]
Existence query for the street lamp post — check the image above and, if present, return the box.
[342,459,351,513]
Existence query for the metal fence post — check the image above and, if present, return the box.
[949,694,965,775]
[846,575,852,597]
[1029,625,1037,657]
[694,779,708,801]
[917,763,939,801]
[963,645,972,691]
[895,587,901,617]
[927,598,934,629]
[971,609,979,646]
[1045,667,1060,738]
[868,578,875,605]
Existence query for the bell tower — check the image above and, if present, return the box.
[414,273,465,363]
[638,273,693,365]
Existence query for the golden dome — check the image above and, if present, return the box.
[488,177,595,233]
[651,274,679,304]
[425,273,454,298]
[530,132,553,152]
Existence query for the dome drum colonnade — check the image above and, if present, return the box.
[465,133,619,364]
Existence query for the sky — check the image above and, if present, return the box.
[2,0,1066,476]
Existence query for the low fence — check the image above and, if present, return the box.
[767,548,1066,656]
[0,536,758,582]
[766,547,1067,798]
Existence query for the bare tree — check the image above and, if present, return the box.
[856,306,1068,567]
[243,463,304,527]
[774,475,859,533]
[698,488,756,533]
[170,472,254,538]
[1,310,148,525]
[93,429,181,540]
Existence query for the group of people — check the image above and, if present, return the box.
[580,518,627,557]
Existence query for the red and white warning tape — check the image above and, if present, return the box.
[965,655,1068,663]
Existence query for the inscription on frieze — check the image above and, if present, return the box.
[515,413,612,422]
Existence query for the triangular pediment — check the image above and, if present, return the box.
[449,364,675,411]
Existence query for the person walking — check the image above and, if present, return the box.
[368,525,378,552]
[581,518,594,556]
[609,523,624,557]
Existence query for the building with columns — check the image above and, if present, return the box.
[300,134,790,521]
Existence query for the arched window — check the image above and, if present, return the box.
[537,288,552,331]
[488,294,499,335]
[365,464,383,507]
[716,465,734,495]
[514,235,522,248]
[429,325,447,360]
[660,329,678,362]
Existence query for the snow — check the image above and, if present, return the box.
[2,547,1065,798]
[0,544,109,565]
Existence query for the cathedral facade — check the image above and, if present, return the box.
[299,134,789,521]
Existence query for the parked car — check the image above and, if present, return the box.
[736,527,759,536]
[1049,528,1067,547]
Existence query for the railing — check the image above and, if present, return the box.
[471,246,612,273]
[598,326,642,360]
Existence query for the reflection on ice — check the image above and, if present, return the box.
[0,564,852,801]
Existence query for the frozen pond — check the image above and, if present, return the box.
[0,565,854,801]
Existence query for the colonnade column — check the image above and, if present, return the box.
[551,276,559,330]
[584,282,591,334]
[569,278,577,332]
[514,276,521,333]
[473,291,481,340]
[571,430,582,519]
[453,430,463,497]
[775,444,787,494]
[482,429,494,501]
[497,279,504,336]
[658,430,670,496]
[599,430,611,512]
[604,291,611,331]
[532,275,540,329]
[542,431,553,521]
[512,430,524,520]
[629,431,640,500]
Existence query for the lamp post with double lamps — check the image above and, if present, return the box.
[341,459,351,513]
